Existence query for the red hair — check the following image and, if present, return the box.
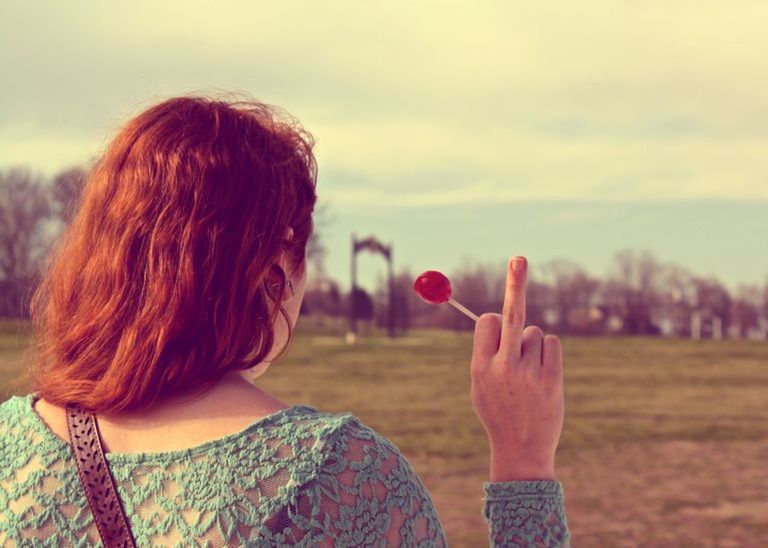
[24,94,317,414]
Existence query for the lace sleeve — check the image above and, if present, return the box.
[279,419,449,547]
[482,480,571,547]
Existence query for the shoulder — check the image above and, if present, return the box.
[0,393,55,460]
[0,393,29,429]
[0,393,25,412]
[311,412,420,481]
[297,413,447,544]
[289,407,410,468]
[257,411,447,546]
[307,410,393,450]
[0,393,65,445]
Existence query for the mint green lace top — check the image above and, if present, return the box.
[0,393,570,546]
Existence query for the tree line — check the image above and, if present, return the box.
[2,165,767,339]
[303,254,768,339]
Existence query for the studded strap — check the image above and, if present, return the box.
[65,403,137,548]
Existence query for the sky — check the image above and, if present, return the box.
[2,1,767,294]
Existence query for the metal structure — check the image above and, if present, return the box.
[349,233,395,338]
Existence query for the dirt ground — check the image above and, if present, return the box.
[417,437,768,547]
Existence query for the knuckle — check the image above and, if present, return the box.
[521,353,540,369]
[519,365,539,384]
[506,308,525,327]
[474,364,500,386]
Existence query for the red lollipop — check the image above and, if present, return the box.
[414,270,479,321]
[414,270,451,303]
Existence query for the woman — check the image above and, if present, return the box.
[0,95,570,546]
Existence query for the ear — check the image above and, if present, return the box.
[278,227,295,270]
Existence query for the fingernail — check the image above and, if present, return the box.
[512,257,526,272]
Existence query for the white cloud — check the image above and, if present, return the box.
[2,0,767,202]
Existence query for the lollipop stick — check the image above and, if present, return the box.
[447,297,479,322]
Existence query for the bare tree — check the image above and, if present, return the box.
[478,260,552,329]
[692,276,732,336]
[301,278,344,317]
[0,167,53,317]
[306,201,332,280]
[525,278,553,329]
[51,166,88,226]
[763,275,768,321]
[447,262,498,330]
[730,283,762,338]
[654,263,697,336]
[602,249,663,334]
[537,258,600,333]
[372,268,416,334]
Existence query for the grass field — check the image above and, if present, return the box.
[2,318,767,546]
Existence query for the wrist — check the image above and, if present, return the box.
[490,466,555,482]
[489,448,555,481]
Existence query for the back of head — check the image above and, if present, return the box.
[25,94,317,414]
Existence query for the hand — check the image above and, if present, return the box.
[469,256,565,481]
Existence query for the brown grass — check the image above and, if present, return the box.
[2,318,767,546]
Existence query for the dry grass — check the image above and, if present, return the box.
[2,318,767,546]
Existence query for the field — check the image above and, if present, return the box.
[2,318,767,546]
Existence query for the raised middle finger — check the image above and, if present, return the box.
[498,256,527,363]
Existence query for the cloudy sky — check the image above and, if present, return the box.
[2,1,767,295]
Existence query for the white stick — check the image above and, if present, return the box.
[447,297,479,322]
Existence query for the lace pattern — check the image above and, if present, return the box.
[0,393,569,546]
[483,480,570,546]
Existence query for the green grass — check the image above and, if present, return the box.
[2,318,767,546]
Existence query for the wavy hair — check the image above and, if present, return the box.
[24,94,317,414]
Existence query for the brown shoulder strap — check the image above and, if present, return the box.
[65,403,137,548]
